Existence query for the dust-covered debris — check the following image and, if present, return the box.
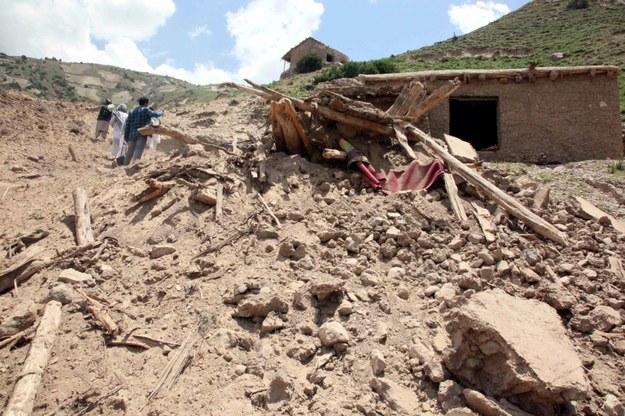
[0,87,624,415]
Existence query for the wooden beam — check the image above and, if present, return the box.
[407,79,461,120]
[5,301,62,416]
[444,173,468,222]
[226,81,395,136]
[405,126,568,246]
[387,81,426,117]
[214,183,223,222]
[138,125,235,155]
[72,187,95,246]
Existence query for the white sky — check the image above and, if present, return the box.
[0,0,518,85]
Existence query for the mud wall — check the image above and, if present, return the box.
[287,39,349,72]
[427,76,622,163]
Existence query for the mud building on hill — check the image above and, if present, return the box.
[281,37,349,79]
[339,65,622,163]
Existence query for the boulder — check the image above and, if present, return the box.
[308,278,344,301]
[318,321,350,347]
[233,293,288,318]
[445,289,589,415]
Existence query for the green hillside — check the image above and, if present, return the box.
[278,0,625,121]
[0,54,220,107]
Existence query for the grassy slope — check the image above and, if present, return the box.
[0,54,208,106]
[395,0,625,120]
[274,0,625,121]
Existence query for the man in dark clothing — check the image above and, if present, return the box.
[123,96,164,165]
[94,98,114,140]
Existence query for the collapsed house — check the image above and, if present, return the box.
[280,37,350,79]
[317,65,623,163]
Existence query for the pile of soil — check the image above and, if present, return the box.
[0,88,623,415]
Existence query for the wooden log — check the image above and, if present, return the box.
[0,259,49,294]
[282,98,314,156]
[135,179,175,203]
[138,125,234,155]
[444,173,468,222]
[0,325,36,350]
[407,79,461,120]
[357,65,620,83]
[322,149,347,160]
[214,183,223,222]
[68,145,79,162]
[270,101,287,152]
[78,290,118,335]
[226,81,395,137]
[471,201,497,243]
[190,189,217,206]
[393,123,417,160]
[274,99,303,155]
[406,125,568,246]
[5,301,62,416]
[72,187,94,246]
[386,81,426,117]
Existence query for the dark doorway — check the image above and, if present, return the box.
[449,97,498,150]
[327,54,334,62]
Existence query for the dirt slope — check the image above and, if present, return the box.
[0,89,624,416]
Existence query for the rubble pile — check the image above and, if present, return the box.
[0,87,624,415]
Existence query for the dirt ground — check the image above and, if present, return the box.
[0,88,624,416]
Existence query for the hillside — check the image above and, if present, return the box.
[277,0,625,121]
[0,54,222,107]
[387,0,625,120]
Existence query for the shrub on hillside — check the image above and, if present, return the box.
[313,58,398,84]
[296,53,323,74]
[567,0,589,10]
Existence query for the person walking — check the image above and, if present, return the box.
[123,97,164,165]
[94,98,114,141]
[109,103,128,164]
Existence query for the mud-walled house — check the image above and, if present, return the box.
[343,65,622,163]
[281,37,349,79]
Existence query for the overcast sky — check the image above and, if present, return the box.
[0,0,531,85]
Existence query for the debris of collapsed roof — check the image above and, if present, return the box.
[224,79,570,246]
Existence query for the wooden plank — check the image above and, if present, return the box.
[72,187,95,246]
[406,125,568,246]
[393,123,417,160]
[444,173,468,222]
[5,301,62,416]
[214,183,223,222]
[387,81,425,117]
[471,201,497,243]
[407,80,461,120]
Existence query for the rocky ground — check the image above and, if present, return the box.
[0,88,624,416]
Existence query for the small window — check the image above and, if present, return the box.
[327,54,334,62]
[449,97,498,150]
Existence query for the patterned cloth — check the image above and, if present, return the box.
[123,106,164,141]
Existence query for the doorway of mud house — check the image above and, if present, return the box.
[449,97,499,151]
